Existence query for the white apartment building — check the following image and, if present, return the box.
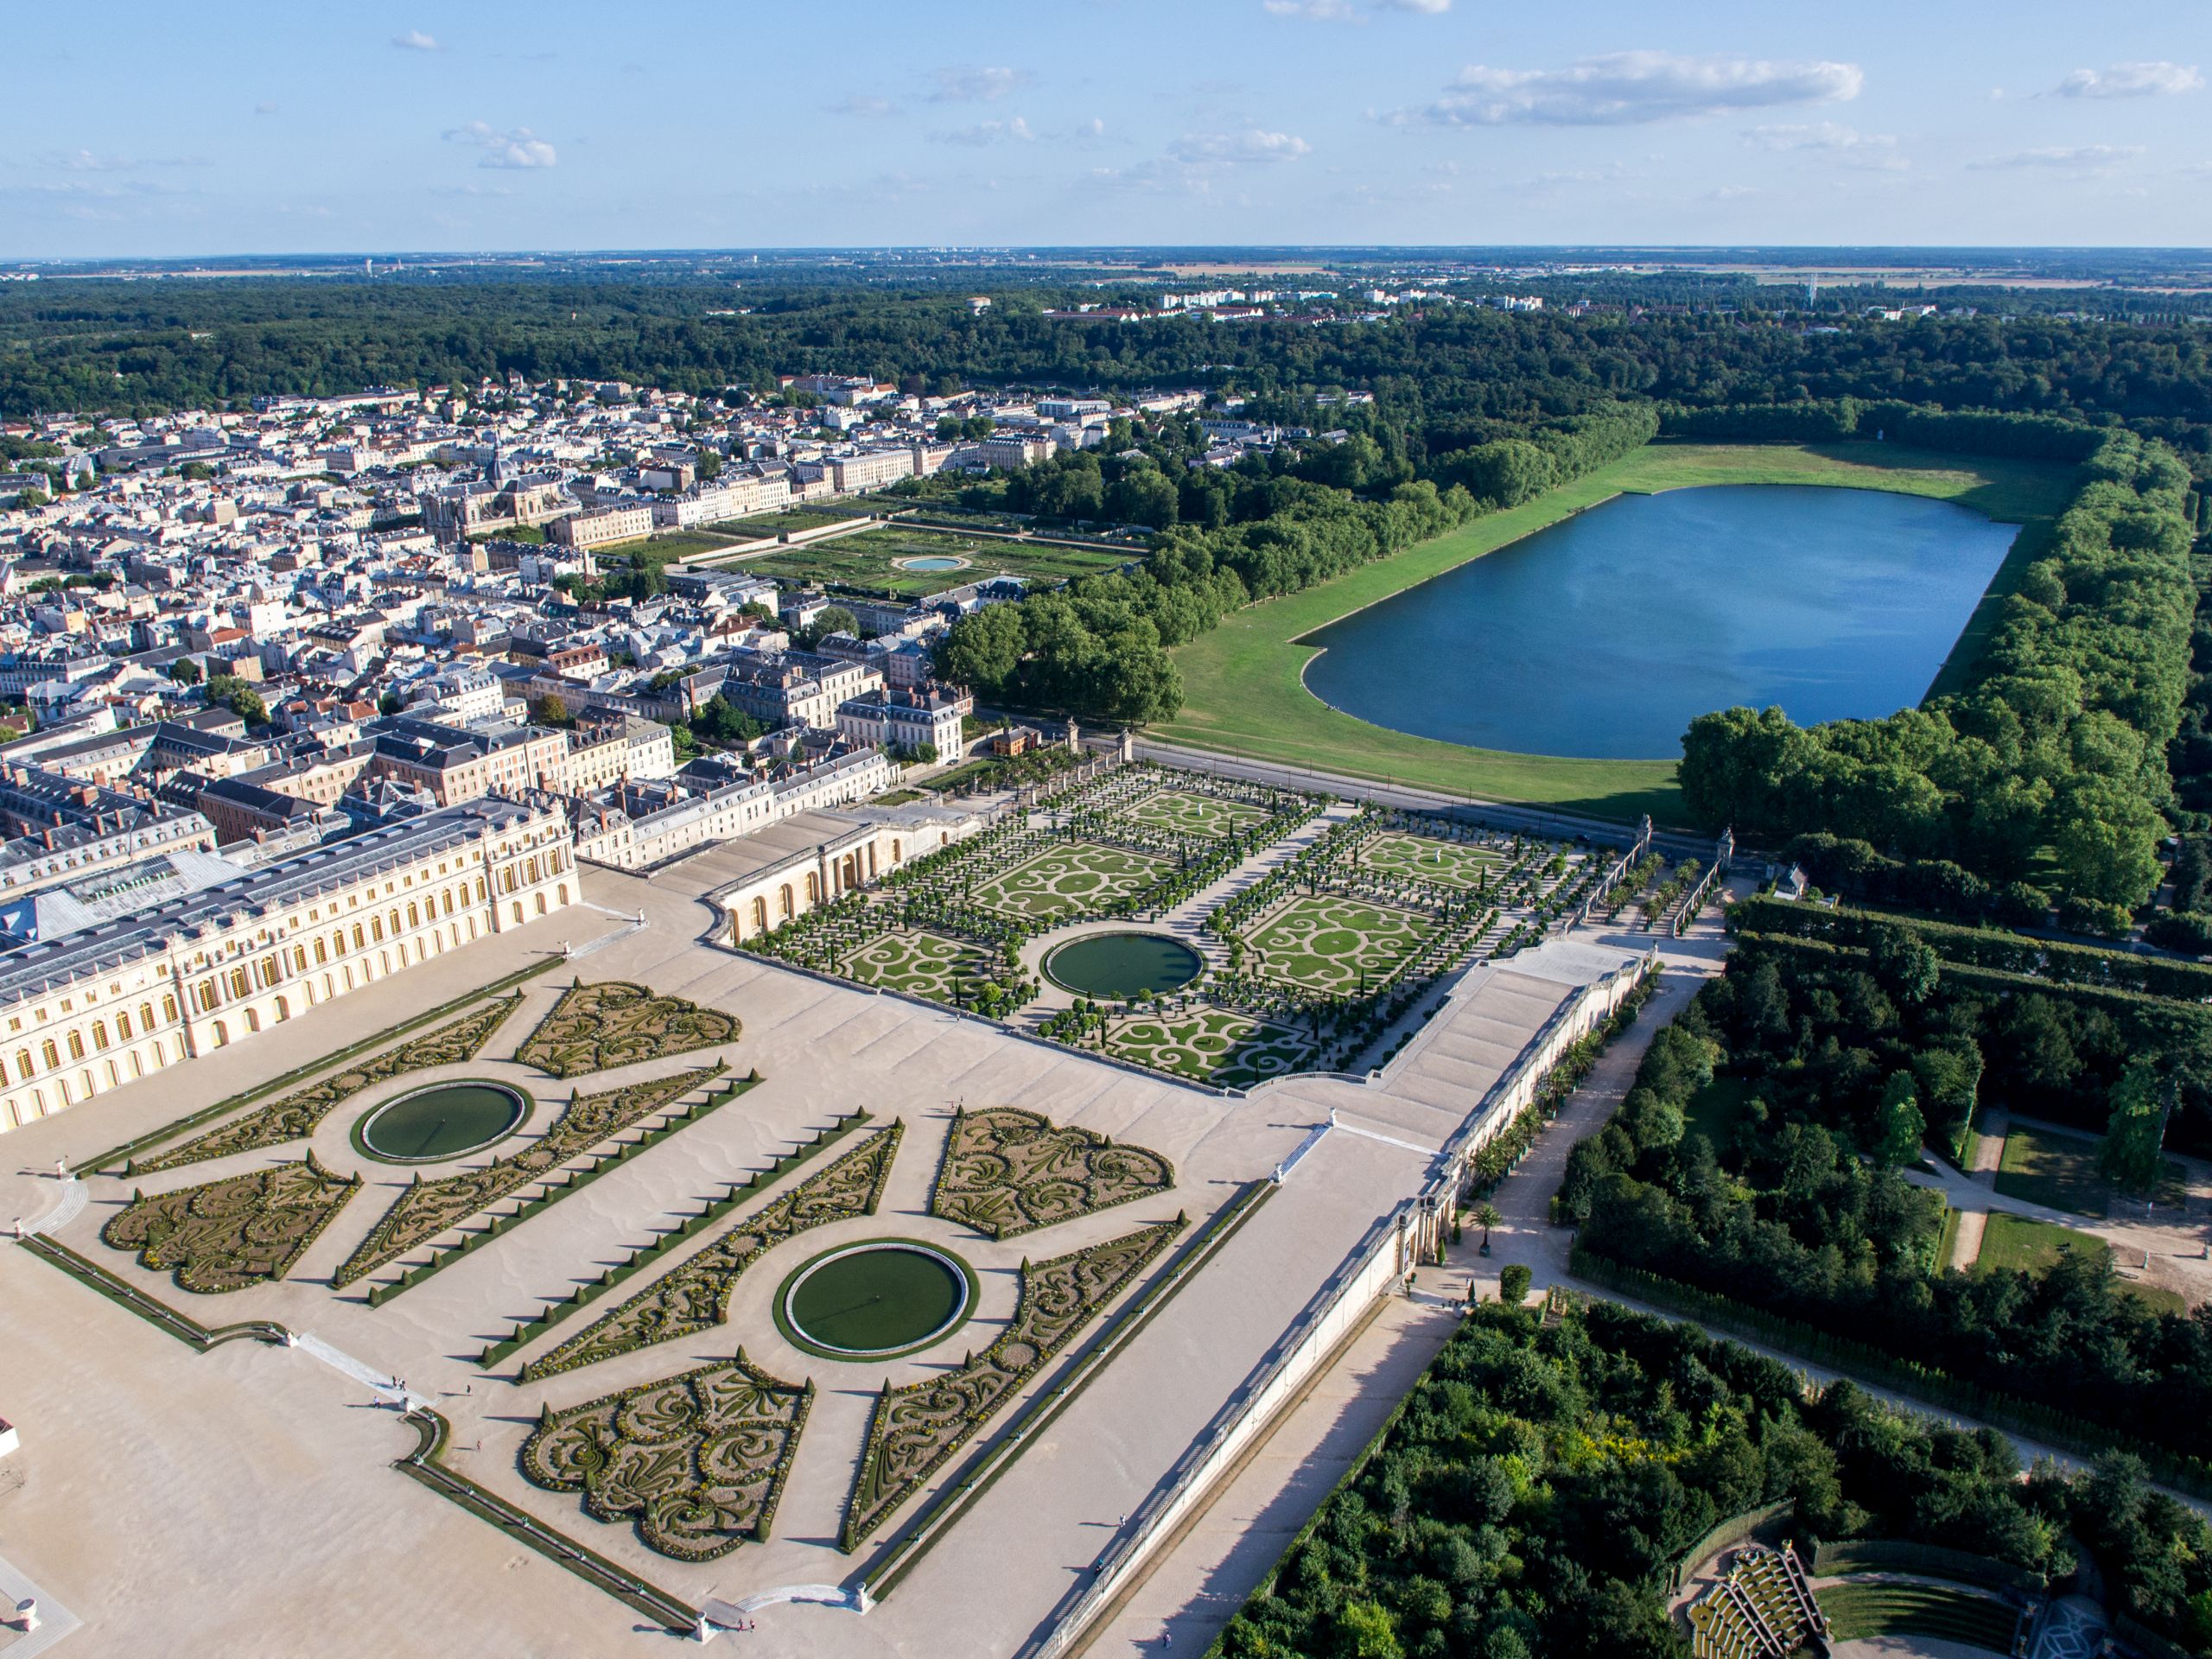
[0,798,575,1133]
[550,504,654,550]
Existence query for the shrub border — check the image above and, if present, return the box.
[362,1067,757,1308]
[79,958,562,1177]
[477,1107,869,1369]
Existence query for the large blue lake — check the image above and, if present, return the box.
[1300,485,2018,760]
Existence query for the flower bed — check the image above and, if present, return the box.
[336,1065,725,1288]
[931,1107,1173,1240]
[514,980,740,1077]
[522,1122,904,1381]
[840,1217,1183,1549]
[520,1351,814,1561]
[103,1153,361,1294]
[128,996,521,1175]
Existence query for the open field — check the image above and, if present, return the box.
[1974,1211,2187,1313]
[736,526,1132,595]
[1151,441,2078,825]
[1993,1122,2187,1217]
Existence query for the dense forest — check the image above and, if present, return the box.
[930,404,1659,721]
[5,276,2210,468]
[1217,1299,2212,1659]
[1558,923,2212,1473]
[1679,432,2198,918]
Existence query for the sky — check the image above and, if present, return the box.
[2,0,2207,258]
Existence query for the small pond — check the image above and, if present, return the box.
[1300,485,2020,760]
[356,1082,529,1163]
[1043,932,1205,1000]
[781,1243,971,1357]
[897,555,968,572]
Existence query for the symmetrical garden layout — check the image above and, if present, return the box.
[747,762,1630,1087]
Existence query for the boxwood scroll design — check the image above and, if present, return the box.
[520,1349,814,1561]
[930,1106,1174,1241]
[515,980,741,1078]
[334,1065,722,1287]
[840,1216,1184,1550]
[128,997,521,1175]
[103,1152,361,1294]
[522,1122,903,1382]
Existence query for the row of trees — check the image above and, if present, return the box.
[1680,432,2199,913]
[931,404,1657,724]
[9,277,2210,468]
[1220,1297,2212,1659]
[1559,931,2212,1470]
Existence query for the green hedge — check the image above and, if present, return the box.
[1812,1539,2045,1594]
[366,1070,761,1309]
[78,957,561,1176]
[477,1106,865,1366]
[1570,1247,2212,1501]
[1731,895,2212,1004]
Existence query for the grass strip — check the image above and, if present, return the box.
[394,1408,698,1632]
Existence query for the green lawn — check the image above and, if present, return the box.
[1151,440,2078,825]
[735,525,1129,596]
[1974,1211,2186,1315]
[1994,1122,2186,1218]
[1816,1581,2021,1650]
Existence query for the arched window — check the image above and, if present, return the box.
[16,1050,34,1080]
[752,897,768,932]
[140,1003,156,1032]
[275,996,290,1022]
[67,1031,85,1060]
[315,938,327,964]
[244,1008,260,1034]
[91,1020,109,1051]
[212,1021,229,1047]
[371,916,385,943]
[117,1011,133,1040]
[353,924,366,950]
[162,994,179,1022]
[476,876,487,901]
[557,883,569,906]
[407,903,420,928]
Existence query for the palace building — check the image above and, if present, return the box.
[0,797,575,1133]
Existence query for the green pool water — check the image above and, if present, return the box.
[784,1244,969,1355]
[357,1083,528,1163]
[898,555,967,572]
[1043,931,1204,1000]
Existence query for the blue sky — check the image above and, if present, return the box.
[2,0,2206,257]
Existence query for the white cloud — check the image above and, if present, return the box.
[929,66,1033,103]
[41,149,207,171]
[1396,50,1863,126]
[443,121,557,169]
[1089,129,1312,194]
[930,117,1035,146]
[828,94,896,117]
[1167,129,1312,163]
[1967,143,2144,171]
[391,29,439,51]
[1745,123,1906,169]
[1265,0,1446,17]
[2055,61,2202,99]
